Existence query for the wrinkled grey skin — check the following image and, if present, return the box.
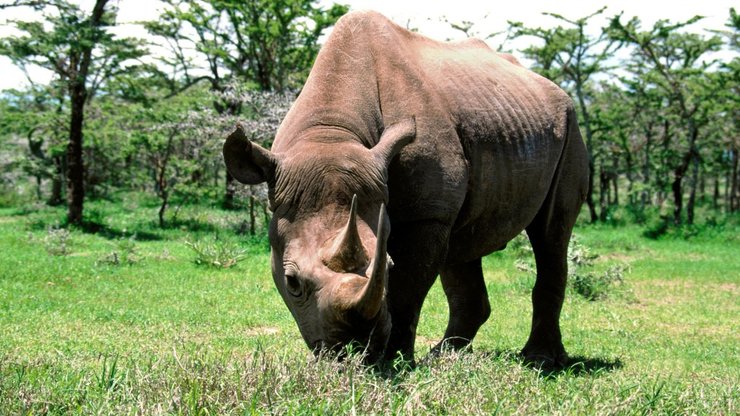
[224,11,589,366]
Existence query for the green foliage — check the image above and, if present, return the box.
[0,1,150,89]
[643,213,672,239]
[185,237,247,268]
[567,237,629,301]
[570,264,627,301]
[98,236,141,266]
[146,0,348,92]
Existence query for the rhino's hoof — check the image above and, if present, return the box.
[521,347,569,370]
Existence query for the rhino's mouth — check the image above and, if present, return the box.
[309,304,392,363]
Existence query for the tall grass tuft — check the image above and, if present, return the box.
[43,226,72,256]
[98,236,142,266]
[185,237,247,268]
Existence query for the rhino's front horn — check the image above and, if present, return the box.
[352,204,390,320]
[323,195,369,273]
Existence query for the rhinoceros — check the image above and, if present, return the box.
[224,10,588,366]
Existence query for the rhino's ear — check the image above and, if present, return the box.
[372,116,416,167]
[223,123,278,185]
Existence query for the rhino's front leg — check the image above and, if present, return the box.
[383,220,451,364]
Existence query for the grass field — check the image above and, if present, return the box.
[0,196,738,414]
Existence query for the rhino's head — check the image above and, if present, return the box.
[223,118,415,361]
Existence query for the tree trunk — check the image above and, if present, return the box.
[713,174,719,210]
[586,168,598,222]
[47,156,64,206]
[684,124,700,224]
[574,82,598,222]
[249,190,256,235]
[158,192,168,228]
[656,120,672,209]
[156,131,176,228]
[599,167,608,222]
[66,80,87,225]
[63,0,110,225]
[731,147,739,212]
[641,123,654,207]
[613,173,619,206]
[687,153,699,225]
[725,164,731,212]
[671,169,684,225]
[224,172,236,209]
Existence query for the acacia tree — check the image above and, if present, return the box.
[0,0,148,224]
[146,0,347,208]
[608,15,724,224]
[509,7,620,223]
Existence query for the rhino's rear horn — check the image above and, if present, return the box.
[323,195,369,273]
[352,203,390,320]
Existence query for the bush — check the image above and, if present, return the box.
[642,214,671,239]
[567,236,627,301]
[511,233,629,301]
[43,226,72,256]
[98,236,142,266]
[570,264,628,301]
[185,237,247,268]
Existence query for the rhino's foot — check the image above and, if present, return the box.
[520,344,569,370]
[429,337,473,356]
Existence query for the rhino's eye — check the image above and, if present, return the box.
[285,273,303,297]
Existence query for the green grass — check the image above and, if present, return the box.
[0,198,738,414]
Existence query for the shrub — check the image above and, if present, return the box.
[511,233,629,301]
[98,236,142,266]
[570,264,628,301]
[567,237,627,301]
[43,226,72,256]
[185,237,247,268]
[643,214,671,239]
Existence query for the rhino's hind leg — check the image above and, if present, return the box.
[431,258,490,353]
[522,222,571,368]
[521,128,587,368]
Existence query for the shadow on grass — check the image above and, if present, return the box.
[477,349,622,378]
[163,217,221,233]
[411,348,623,379]
[540,354,623,378]
[76,220,162,241]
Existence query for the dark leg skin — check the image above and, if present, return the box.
[522,222,571,368]
[431,258,490,353]
[383,220,451,364]
[521,114,588,368]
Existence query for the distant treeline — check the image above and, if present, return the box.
[0,1,737,234]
